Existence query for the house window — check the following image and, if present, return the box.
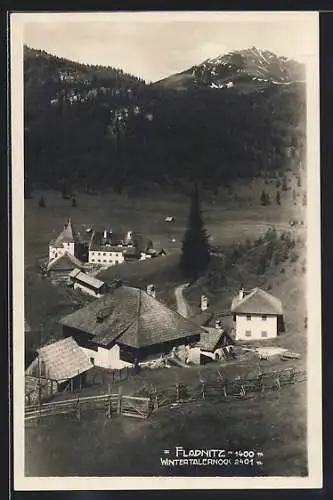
[246,315,251,321]
[245,330,252,337]
[261,331,268,338]
[91,259,95,262]
[103,253,106,256]
[262,315,267,321]
[98,259,101,263]
[103,260,106,263]
[115,260,118,264]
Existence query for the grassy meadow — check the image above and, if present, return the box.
[25,381,307,477]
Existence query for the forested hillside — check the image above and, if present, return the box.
[24,46,306,195]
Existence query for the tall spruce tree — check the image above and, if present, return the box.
[180,183,210,281]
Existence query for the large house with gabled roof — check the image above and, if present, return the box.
[88,229,155,266]
[59,283,203,369]
[231,287,285,341]
[49,218,81,262]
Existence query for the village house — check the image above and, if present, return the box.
[49,218,81,262]
[46,252,85,283]
[88,229,154,266]
[69,269,107,298]
[231,287,284,341]
[59,283,203,370]
[25,336,93,398]
[88,229,126,266]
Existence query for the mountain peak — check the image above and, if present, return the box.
[155,47,305,91]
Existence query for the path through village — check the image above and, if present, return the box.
[174,283,190,318]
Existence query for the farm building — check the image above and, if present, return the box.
[69,269,107,298]
[231,287,284,341]
[59,284,203,369]
[49,218,81,262]
[46,251,85,283]
[25,336,93,393]
[25,374,58,406]
[88,229,155,265]
[186,327,235,365]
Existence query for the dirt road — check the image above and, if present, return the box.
[174,283,190,318]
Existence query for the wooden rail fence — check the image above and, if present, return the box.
[25,392,152,423]
[25,367,306,424]
[145,367,306,410]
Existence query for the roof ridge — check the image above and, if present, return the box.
[143,289,205,330]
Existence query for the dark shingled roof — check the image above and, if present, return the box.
[47,252,84,272]
[60,285,204,349]
[197,328,235,352]
[231,288,283,315]
[89,230,153,254]
[89,231,124,251]
[51,219,80,248]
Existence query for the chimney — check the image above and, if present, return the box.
[239,288,244,300]
[103,229,108,239]
[201,295,208,312]
[215,320,223,331]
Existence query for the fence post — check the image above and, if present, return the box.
[112,370,115,385]
[223,384,228,400]
[117,392,122,415]
[257,374,265,394]
[153,386,159,411]
[76,402,81,420]
[290,367,296,384]
[176,383,180,402]
[202,381,205,400]
[106,384,111,420]
[275,376,281,391]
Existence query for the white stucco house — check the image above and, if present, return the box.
[49,218,81,262]
[88,229,126,266]
[231,287,284,341]
[88,229,155,266]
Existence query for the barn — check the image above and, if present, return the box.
[59,284,203,369]
[25,336,93,394]
[69,269,107,298]
[46,251,84,283]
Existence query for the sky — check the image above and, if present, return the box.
[21,12,318,82]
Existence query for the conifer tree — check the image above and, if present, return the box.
[72,197,77,208]
[180,183,210,281]
[38,196,45,208]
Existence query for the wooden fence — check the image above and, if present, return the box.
[25,392,152,423]
[145,367,306,411]
[25,367,306,424]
